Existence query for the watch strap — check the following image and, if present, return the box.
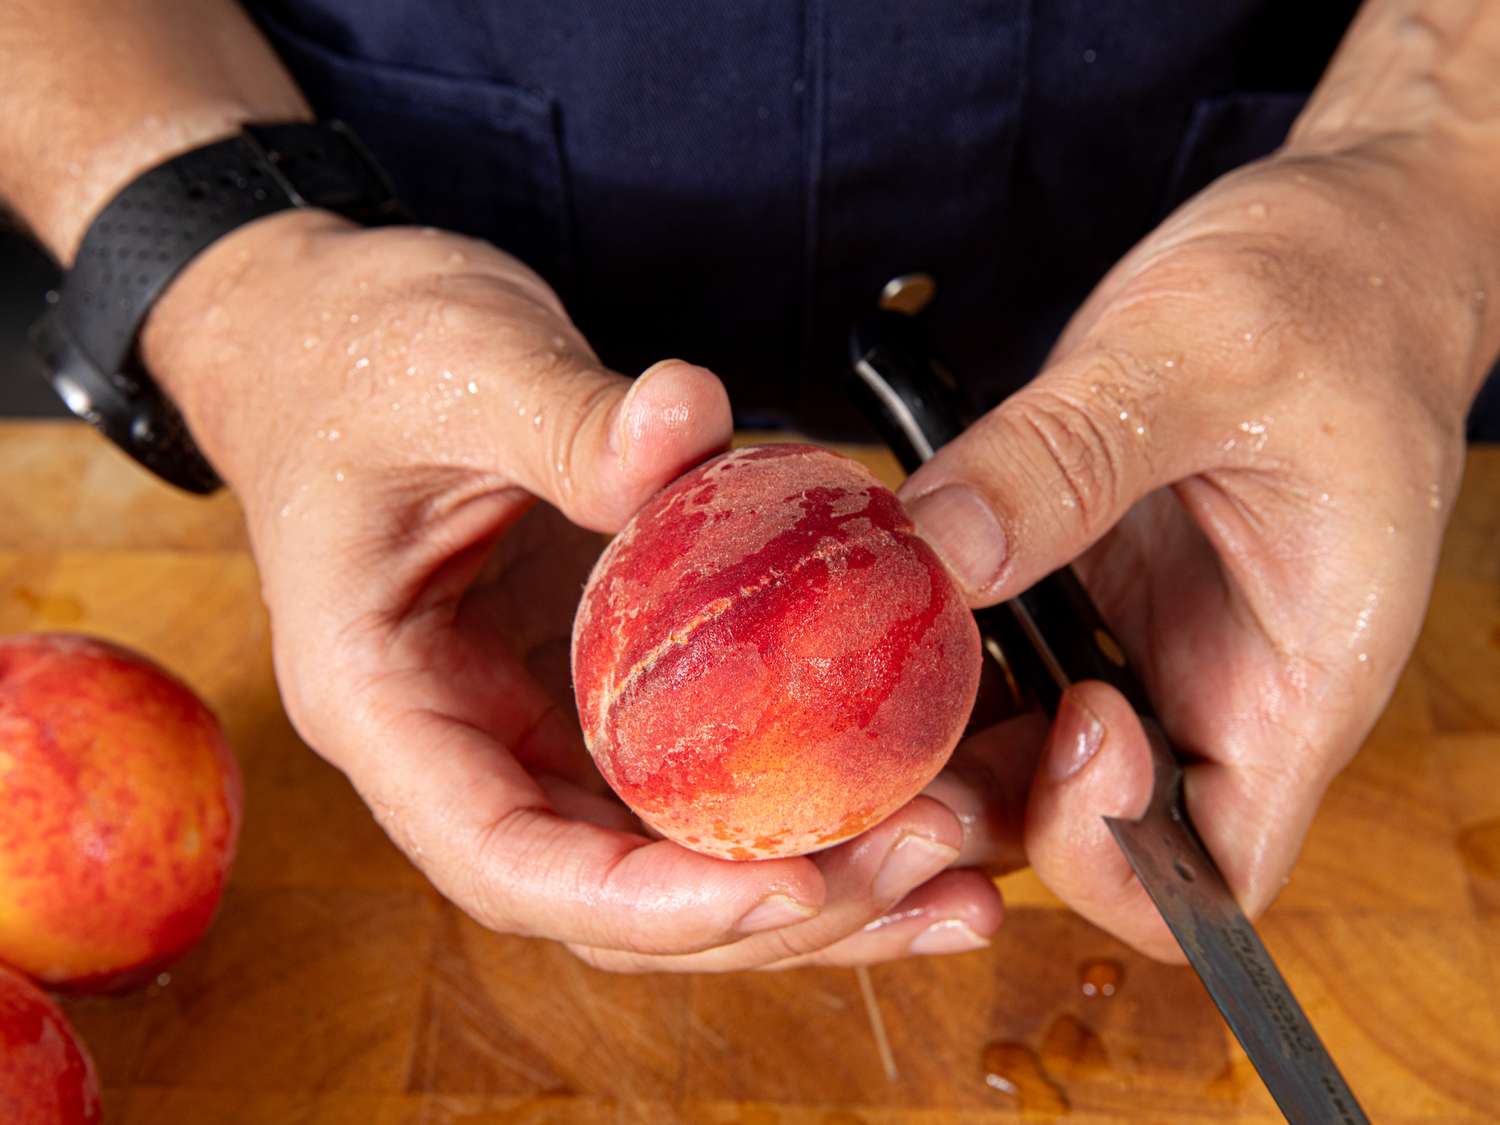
[34,120,405,494]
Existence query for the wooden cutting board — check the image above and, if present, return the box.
[3,420,1498,1124]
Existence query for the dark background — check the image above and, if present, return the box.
[0,215,67,416]
[4,211,1497,437]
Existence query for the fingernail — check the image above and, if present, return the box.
[908,919,991,956]
[904,485,1008,594]
[612,361,684,466]
[874,834,959,903]
[736,892,818,935]
[1048,692,1105,781]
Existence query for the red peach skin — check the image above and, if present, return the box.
[572,444,981,859]
[0,634,242,991]
[0,961,102,1124]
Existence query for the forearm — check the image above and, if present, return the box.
[1287,0,1500,398]
[0,0,309,263]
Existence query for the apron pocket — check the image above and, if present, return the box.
[254,9,573,293]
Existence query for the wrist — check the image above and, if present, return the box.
[138,208,355,483]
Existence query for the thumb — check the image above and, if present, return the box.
[486,355,733,533]
[898,353,1201,602]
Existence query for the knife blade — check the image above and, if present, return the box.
[847,279,1369,1124]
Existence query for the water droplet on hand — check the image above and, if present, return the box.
[467,380,480,394]
[354,357,369,369]
[1368,275,1384,287]
[532,412,544,428]
[349,313,360,325]
[1247,202,1268,219]
[302,336,320,350]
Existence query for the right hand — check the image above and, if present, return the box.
[139,210,1011,971]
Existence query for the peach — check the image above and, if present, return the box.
[0,961,101,1124]
[0,634,242,991]
[572,444,980,859]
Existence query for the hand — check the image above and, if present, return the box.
[900,146,1490,959]
[141,211,1003,971]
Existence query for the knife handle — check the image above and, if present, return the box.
[849,307,1153,721]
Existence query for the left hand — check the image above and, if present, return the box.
[900,142,1492,960]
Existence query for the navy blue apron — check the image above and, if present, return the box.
[246,2,1366,437]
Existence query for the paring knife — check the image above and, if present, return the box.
[847,276,1369,1125]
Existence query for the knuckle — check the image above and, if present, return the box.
[1003,381,1131,535]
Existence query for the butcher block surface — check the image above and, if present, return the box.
[2,420,1499,1123]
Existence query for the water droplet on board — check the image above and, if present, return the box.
[1040,1013,1110,1080]
[980,1041,1069,1112]
[1457,819,1500,880]
[1205,1059,1247,1101]
[1078,959,1122,998]
[12,589,83,624]
[1247,201,1268,219]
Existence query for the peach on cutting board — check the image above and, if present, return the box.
[0,633,242,991]
[572,444,980,859]
[0,961,101,1124]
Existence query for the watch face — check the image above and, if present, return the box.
[32,304,221,495]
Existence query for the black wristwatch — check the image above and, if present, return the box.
[31,120,407,494]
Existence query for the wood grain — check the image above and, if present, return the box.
[0,422,1494,1122]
